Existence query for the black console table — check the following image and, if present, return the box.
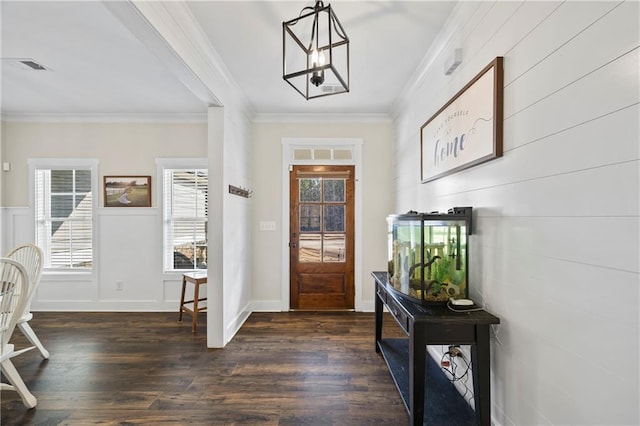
[373,271,500,425]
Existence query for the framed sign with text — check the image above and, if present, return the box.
[420,56,503,183]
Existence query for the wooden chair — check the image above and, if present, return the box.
[0,258,37,408]
[5,243,49,359]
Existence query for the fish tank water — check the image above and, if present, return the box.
[387,207,472,305]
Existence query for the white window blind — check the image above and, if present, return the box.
[34,168,93,270]
[163,168,208,271]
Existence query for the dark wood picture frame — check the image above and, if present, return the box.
[420,56,504,183]
[104,175,152,207]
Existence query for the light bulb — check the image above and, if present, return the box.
[310,48,325,87]
[311,49,325,66]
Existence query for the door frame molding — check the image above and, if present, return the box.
[281,138,363,311]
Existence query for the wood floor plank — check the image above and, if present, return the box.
[1,311,409,425]
[63,409,281,425]
[27,391,161,410]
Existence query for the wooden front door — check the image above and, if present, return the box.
[289,165,355,310]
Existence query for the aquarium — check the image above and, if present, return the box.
[387,207,472,305]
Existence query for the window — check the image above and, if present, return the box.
[30,159,98,271]
[161,164,208,271]
[298,175,347,263]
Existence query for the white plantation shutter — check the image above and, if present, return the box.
[34,166,95,270]
[163,168,208,271]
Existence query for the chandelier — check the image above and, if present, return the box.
[282,0,350,100]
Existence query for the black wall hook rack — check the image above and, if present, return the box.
[229,185,252,198]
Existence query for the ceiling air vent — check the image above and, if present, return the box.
[321,84,345,94]
[20,60,47,70]
[1,58,50,71]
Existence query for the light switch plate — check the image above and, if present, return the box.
[259,221,276,231]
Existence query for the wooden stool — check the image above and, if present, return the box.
[179,271,207,333]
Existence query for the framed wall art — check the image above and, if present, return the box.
[420,56,504,183]
[104,176,151,207]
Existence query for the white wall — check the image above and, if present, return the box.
[1,120,207,311]
[250,120,394,311]
[129,1,254,347]
[392,1,639,425]
[220,105,253,345]
[0,121,4,240]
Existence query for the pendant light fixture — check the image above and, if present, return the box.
[282,0,349,100]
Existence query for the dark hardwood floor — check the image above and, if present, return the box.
[1,311,409,425]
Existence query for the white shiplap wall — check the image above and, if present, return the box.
[392,1,639,425]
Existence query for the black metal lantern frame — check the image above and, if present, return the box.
[282,0,350,100]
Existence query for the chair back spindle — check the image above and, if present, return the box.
[5,244,43,318]
[0,259,29,355]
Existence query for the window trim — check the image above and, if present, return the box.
[156,158,208,274]
[28,158,99,275]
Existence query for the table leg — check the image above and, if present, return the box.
[471,325,492,426]
[409,321,426,426]
[178,276,186,322]
[375,285,383,353]
[192,281,200,334]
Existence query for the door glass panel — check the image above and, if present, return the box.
[323,234,345,262]
[299,178,321,202]
[299,234,321,262]
[300,205,321,232]
[324,205,345,232]
[323,179,345,202]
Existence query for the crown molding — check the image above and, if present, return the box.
[1,112,207,123]
[1,111,390,125]
[252,112,391,124]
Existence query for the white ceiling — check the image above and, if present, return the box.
[1,1,457,119]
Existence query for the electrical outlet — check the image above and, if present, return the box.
[116,281,124,291]
[448,345,462,357]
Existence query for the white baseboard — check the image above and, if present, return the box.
[250,300,286,312]
[225,302,252,345]
[359,300,375,312]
